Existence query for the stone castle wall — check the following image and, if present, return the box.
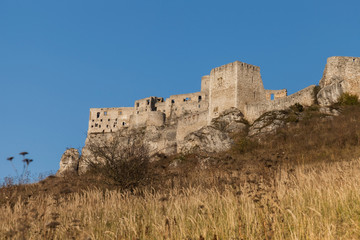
[87,57,358,143]
[88,107,134,134]
[265,89,287,100]
[245,85,316,122]
[176,110,209,143]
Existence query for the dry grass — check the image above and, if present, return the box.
[1,158,360,239]
[3,105,360,239]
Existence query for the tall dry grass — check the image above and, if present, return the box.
[1,158,360,239]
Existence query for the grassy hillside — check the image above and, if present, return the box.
[2,104,360,239]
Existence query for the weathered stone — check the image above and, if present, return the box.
[178,126,233,153]
[317,56,360,106]
[211,108,248,133]
[58,56,360,175]
[248,111,288,137]
[317,81,347,106]
[319,107,340,116]
[56,148,80,176]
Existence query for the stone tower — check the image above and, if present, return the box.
[208,61,266,121]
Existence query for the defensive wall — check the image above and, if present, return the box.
[320,56,360,95]
[265,89,287,100]
[245,85,316,123]
[87,59,336,136]
[176,110,209,143]
[88,107,134,134]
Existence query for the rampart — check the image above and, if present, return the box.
[265,89,287,100]
[87,57,358,145]
[88,107,133,134]
[245,85,316,123]
[176,110,208,144]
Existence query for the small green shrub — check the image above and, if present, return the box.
[338,92,359,106]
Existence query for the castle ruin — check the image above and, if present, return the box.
[57,56,360,175]
[88,60,316,140]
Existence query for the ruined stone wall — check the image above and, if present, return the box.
[245,85,316,123]
[176,110,208,144]
[319,56,360,96]
[265,89,287,100]
[208,61,266,122]
[201,75,210,94]
[88,107,133,134]
[129,111,165,128]
[164,92,208,119]
[134,97,164,114]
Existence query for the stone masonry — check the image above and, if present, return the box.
[86,56,360,149]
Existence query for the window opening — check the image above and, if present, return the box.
[271,94,274,100]
[198,96,202,102]
[97,112,100,118]
[122,122,126,126]
[146,100,150,105]
[104,111,107,116]
[136,102,139,107]
[171,99,175,103]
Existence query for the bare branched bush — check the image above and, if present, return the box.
[85,133,150,189]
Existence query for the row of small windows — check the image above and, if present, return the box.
[91,122,127,128]
[92,118,120,122]
[171,96,202,104]
[96,111,123,118]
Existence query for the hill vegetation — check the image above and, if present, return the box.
[2,101,360,239]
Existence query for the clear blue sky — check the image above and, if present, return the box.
[1,0,359,182]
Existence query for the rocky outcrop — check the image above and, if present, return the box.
[317,81,348,106]
[178,126,233,153]
[211,108,248,133]
[56,148,80,176]
[177,108,248,153]
[248,111,288,137]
